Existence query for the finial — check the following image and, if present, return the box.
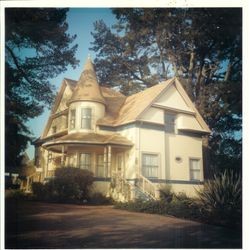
[87,53,91,60]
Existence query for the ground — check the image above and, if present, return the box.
[5,200,241,248]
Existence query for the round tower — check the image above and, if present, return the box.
[67,57,106,133]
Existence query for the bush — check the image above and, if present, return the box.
[54,167,94,201]
[32,167,94,203]
[159,185,173,202]
[5,189,27,200]
[89,192,113,205]
[32,182,46,199]
[196,170,242,227]
[115,200,171,215]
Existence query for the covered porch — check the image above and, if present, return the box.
[42,132,133,180]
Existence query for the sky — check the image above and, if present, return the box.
[26,8,117,159]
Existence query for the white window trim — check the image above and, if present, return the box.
[141,152,160,179]
[81,107,92,130]
[189,157,201,181]
[165,112,177,134]
[69,109,76,130]
[96,154,104,177]
[79,152,92,171]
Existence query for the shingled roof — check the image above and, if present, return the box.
[43,132,133,148]
[68,57,106,105]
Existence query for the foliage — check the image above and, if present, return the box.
[32,167,94,203]
[90,8,242,173]
[115,194,201,221]
[89,192,114,205]
[159,185,173,202]
[5,189,27,200]
[31,182,46,199]
[5,8,79,171]
[196,170,242,226]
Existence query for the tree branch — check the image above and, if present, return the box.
[6,45,34,86]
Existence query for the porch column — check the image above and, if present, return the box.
[107,145,112,178]
[45,150,49,178]
[61,145,65,167]
[104,146,107,177]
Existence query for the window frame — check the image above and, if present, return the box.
[69,109,76,130]
[81,107,92,130]
[165,112,176,134]
[96,154,104,177]
[141,152,160,179]
[79,153,92,171]
[189,158,201,181]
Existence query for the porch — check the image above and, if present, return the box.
[41,132,133,180]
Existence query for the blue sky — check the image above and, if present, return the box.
[26,8,117,159]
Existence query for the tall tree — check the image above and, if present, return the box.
[90,8,242,173]
[5,8,79,171]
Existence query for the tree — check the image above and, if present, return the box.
[5,8,79,171]
[90,8,242,173]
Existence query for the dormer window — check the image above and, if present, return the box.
[165,113,176,134]
[70,109,76,129]
[81,108,92,129]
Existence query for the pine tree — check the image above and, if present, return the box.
[5,8,79,171]
[90,8,242,173]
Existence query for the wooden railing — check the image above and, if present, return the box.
[135,173,159,200]
[111,172,133,201]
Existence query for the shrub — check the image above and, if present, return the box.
[5,189,26,200]
[115,200,171,215]
[196,170,242,226]
[32,182,46,199]
[31,167,94,203]
[89,192,113,205]
[54,167,94,201]
[159,185,173,202]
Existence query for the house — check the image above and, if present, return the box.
[33,57,210,201]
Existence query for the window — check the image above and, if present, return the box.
[81,108,92,129]
[142,153,159,179]
[52,126,57,134]
[96,155,104,177]
[68,155,76,167]
[190,159,200,181]
[79,153,91,170]
[165,113,176,133]
[70,109,76,129]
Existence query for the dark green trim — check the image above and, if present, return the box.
[150,179,204,185]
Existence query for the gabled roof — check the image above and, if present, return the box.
[68,57,106,105]
[97,78,175,126]
[40,68,210,140]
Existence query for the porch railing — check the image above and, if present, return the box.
[135,173,159,200]
[111,172,133,201]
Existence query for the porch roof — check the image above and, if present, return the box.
[42,132,133,148]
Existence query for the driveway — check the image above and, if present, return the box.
[5,200,241,248]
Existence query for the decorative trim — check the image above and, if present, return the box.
[152,104,195,115]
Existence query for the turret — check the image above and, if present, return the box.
[67,57,106,133]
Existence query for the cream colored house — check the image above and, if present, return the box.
[33,57,210,201]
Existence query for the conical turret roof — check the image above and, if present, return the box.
[68,57,106,105]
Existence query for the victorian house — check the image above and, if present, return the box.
[33,57,210,201]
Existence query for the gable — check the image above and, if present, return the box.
[154,84,193,113]
[54,84,73,114]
